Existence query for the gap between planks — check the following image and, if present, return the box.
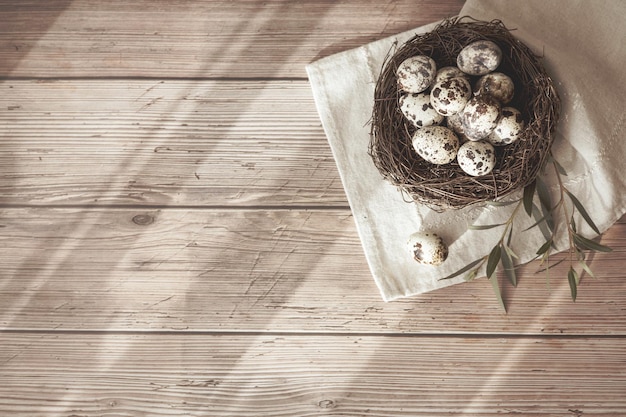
[0,203,352,211]
[0,76,310,82]
[2,328,626,340]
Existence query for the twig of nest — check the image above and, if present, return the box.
[369,16,561,211]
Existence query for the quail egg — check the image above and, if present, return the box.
[457,140,496,176]
[446,112,471,143]
[487,107,525,146]
[430,77,472,116]
[396,55,437,93]
[412,126,459,165]
[407,231,448,266]
[475,72,515,104]
[399,93,444,128]
[461,95,501,141]
[457,40,502,76]
[434,66,469,84]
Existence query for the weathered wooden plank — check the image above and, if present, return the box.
[0,79,347,206]
[1,208,624,334]
[1,332,625,416]
[0,0,465,78]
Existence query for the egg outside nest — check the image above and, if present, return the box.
[407,232,449,266]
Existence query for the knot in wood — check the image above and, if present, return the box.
[318,399,336,409]
[132,214,155,226]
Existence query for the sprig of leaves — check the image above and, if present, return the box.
[533,155,612,301]
[440,199,524,312]
[440,153,612,311]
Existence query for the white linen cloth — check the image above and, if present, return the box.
[306,0,626,301]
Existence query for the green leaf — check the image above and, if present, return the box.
[536,239,553,256]
[536,179,556,233]
[573,234,613,253]
[530,203,555,243]
[523,210,552,232]
[523,181,536,217]
[469,223,505,231]
[571,216,577,233]
[439,257,484,281]
[568,267,578,301]
[565,189,601,235]
[536,256,566,273]
[579,260,596,279]
[489,273,507,312]
[505,245,519,260]
[506,227,514,247]
[536,176,553,214]
[486,245,502,279]
[465,268,479,282]
[501,246,517,287]
[553,158,568,176]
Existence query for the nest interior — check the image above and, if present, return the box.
[369,17,561,210]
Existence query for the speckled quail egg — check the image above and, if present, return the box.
[457,40,502,76]
[399,93,444,128]
[407,231,448,266]
[457,140,496,176]
[434,66,469,84]
[475,72,515,104]
[487,107,525,146]
[461,95,501,141]
[396,55,437,93]
[446,112,471,143]
[412,126,459,165]
[430,77,472,116]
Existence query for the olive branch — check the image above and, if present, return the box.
[440,152,612,311]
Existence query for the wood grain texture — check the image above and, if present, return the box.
[0,0,465,78]
[2,332,626,416]
[0,79,346,206]
[1,208,624,334]
[2,1,626,415]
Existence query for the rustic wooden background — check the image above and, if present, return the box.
[1,1,625,415]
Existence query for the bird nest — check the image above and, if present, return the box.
[369,17,561,210]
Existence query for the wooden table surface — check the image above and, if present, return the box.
[2,1,625,415]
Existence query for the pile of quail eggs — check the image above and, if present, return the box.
[397,40,525,178]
